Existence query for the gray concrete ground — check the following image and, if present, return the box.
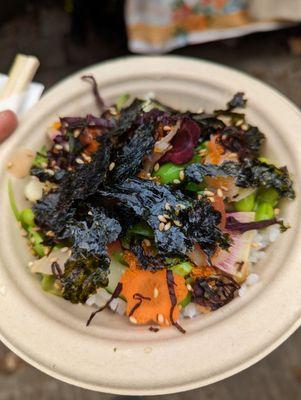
[1,3,301,399]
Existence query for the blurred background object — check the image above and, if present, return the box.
[1,1,301,399]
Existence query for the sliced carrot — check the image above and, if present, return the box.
[121,268,188,326]
[52,121,61,130]
[207,135,223,165]
[191,265,215,278]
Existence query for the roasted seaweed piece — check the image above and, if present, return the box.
[130,237,166,271]
[192,274,240,311]
[189,113,225,140]
[30,167,68,183]
[33,139,112,234]
[110,121,156,182]
[185,159,295,199]
[81,75,105,113]
[61,207,121,303]
[60,115,114,130]
[218,126,265,160]
[109,98,144,137]
[98,178,229,258]
[227,92,247,110]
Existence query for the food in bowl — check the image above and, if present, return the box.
[7,76,295,333]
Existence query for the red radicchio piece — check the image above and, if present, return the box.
[160,118,201,164]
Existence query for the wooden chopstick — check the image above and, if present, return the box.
[0,54,40,100]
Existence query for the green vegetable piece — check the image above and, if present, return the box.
[33,243,45,257]
[257,156,271,164]
[256,188,279,207]
[255,202,274,221]
[185,181,205,192]
[129,222,154,237]
[41,275,62,296]
[234,192,256,212]
[32,145,47,168]
[116,93,130,111]
[172,261,193,277]
[153,162,184,184]
[20,208,35,227]
[28,227,43,244]
[8,181,20,221]
[180,292,192,307]
[190,154,201,163]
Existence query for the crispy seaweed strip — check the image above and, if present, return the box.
[86,282,123,326]
[166,270,186,334]
[226,216,287,233]
[129,293,151,317]
[81,75,105,113]
[51,261,62,279]
[149,326,160,333]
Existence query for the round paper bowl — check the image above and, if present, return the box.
[0,56,300,395]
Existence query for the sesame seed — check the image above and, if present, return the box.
[197,195,203,200]
[76,158,84,165]
[251,242,260,249]
[158,215,167,223]
[199,149,207,156]
[67,250,72,257]
[154,163,160,172]
[88,211,93,216]
[173,220,182,227]
[64,143,70,152]
[221,185,229,191]
[74,129,81,138]
[179,204,186,209]
[204,190,214,197]
[129,316,137,324]
[179,170,185,181]
[274,208,280,215]
[208,197,215,203]
[143,239,151,247]
[173,179,181,184]
[41,162,48,168]
[165,203,171,211]
[45,169,55,176]
[241,123,249,130]
[163,125,171,131]
[50,257,57,263]
[175,209,180,216]
[186,284,193,291]
[109,162,115,171]
[159,222,165,231]
[60,247,69,253]
[55,144,63,150]
[236,119,244,127]
[153,287,159,298]
[157,314,164,324]
[217,188,223,198]
[163,214,170,219]
[28,261,33,267]
[46,230,55,237]
[44,247,51,256]
[6,161,13,169]
[164,222,171,231]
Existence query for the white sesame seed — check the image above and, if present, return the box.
[154,163,160,172]
[44,247,51,256]
[45,169,55,176]
[163,214,170,219]
[74,129,81,138]
[173,179,181,184]
[199,149,207,156]
[179,204,186,209]
[175,209,180,216]
[197,195,203,200]
[153,287,159,298]
[64,143,70,152]
[88,211,93,216]
[217,188,223,198]
[164,222,171,231]
[55,144,63,150]
[28,261,34,267]
[157,313,164,324]
[241,123,249,130]
[60,247,69,253]
[165,203,171,211]
[46,230,55,237]
[67,250,72,257]
[274,208,280,215]
[209,197,215,203]
[159,222,165,231]
[41,162,48,168]
[173,220,182,227]
[6,161,13,169]
[129,316,137,324]
[143,239,151,247]
[221,185,229,191]
[76,158,84,165]
[179,170,185,181]
[109,162,115,171]
[158,215,167,223]
[186,284,193,292]
[204,190,214,197]
[163,125,171,131]
[236,119,244,127]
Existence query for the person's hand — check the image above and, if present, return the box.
[0,110,18,143]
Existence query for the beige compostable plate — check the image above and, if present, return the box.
[0,56,300,395]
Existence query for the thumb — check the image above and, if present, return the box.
[0,110,18,143]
